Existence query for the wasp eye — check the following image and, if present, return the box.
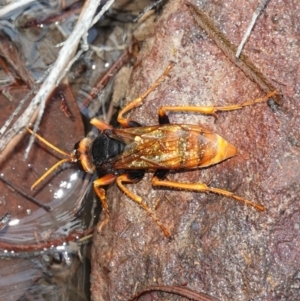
[72,149,80,160]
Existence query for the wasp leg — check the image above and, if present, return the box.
[152,176,265,211]
[90,118,112,131]
[93,174,117,233]
[117,63,174,127]
[158,90,278,119]
[116,171,171,237]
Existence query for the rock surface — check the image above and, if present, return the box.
[91,1,300,300]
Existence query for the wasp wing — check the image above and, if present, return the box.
[106,124,236,170]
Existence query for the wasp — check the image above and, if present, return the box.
[28,63,277,237]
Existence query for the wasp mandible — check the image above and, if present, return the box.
[29,63,278,237]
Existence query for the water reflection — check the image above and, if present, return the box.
[0,170,95,301]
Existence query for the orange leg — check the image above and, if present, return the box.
[117,63,174,127]
[158,90,278,119]
[152,176,265,211]
[90,118,112,131]
[93,174,116,233]
[116,174,171,237]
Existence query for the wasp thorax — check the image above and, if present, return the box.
[90,133,125,167]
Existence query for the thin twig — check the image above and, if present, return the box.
[236,0,271,57]
[186,2,281,104]
[0,174,51,211]
[0,227,94,254]
[0,0,36,18]
[0,0,116,163]
[82,40,137,109]
[20,1,83,28]
[24,0,105,160]
[91,0,116,26]
[133,0,164,22]
[129,285,219,301]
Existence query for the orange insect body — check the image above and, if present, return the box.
[29,63,278,237]
[82,124,237,172]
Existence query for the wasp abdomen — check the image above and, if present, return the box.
[166,124,237,169]
[112,124,237,170]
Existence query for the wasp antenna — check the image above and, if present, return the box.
[27,127,71,157]
[31,158,71,190]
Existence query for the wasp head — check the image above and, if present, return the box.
[72,137,96,174]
